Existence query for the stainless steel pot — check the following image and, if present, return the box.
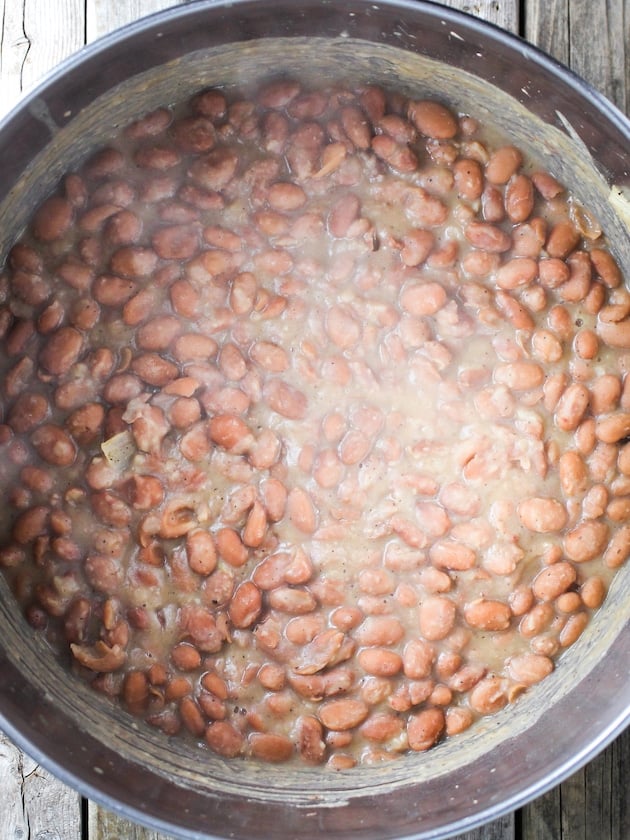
[0,2,629,838]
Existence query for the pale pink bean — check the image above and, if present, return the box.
[264,379,307,420]
[564,520,609,563]
[505,174,534,223]
[555,383,590,431]
[418,596,456,641]
[325,304,361,348]
[507,653,553,685]
[400,281,447,316]
[532,562,577,600]
[408,100,458,139]
[518,498,568,532]
[287,487,317,533]
[494,361,544,390]
[485,145,523,184]
[407,708,445,751]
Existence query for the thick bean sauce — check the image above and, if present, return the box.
[0,78,628,767]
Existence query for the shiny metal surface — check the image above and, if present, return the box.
[0,2,628,838]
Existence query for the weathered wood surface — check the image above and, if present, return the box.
[0,1,629,839]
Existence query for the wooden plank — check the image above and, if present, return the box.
[0,0,85,119]
[0,731,81,840]
[88,802,174,840]
[86,0,181,41]
[521,3,630,839]
[439,0,520,31]
[526,0,629,113]
[568,0,629,114]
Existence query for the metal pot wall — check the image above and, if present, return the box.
[0,2,629,838]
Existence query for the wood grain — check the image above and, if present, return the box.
[86,0,181,41]
[520,4,630,838]
[439,0,520,31]
[0,0,84,117]
[0,731,81,840]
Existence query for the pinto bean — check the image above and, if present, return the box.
[595,412,630,443]
[418,596,456,641]
[485,145,523,184]
[7,393,49,434]
[555,383,590,431]
[93,274,137,307]
[31,424,76,466]
[215,527,249,567]
[32,196,73,242]
[264,379,307,420]
[505,174,534,222]
[358,648,403,677]
[603,525,630,569]
[546,221,580,259]
[564,520,609,563]
[185,530,217,575]
[189,147,239,191]
[39,327,83,376]
[464,599,511,631]
[532,562,577,600]
[581,576,606,609]
[518,498,568,533]
[464,221,512,252]
[408,100,457,139]
[590,248,622,288]
[208,414,253,453]
[407,707,445,751]
[371,134,418,173]
[508,653,553,685]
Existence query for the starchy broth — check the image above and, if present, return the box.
[0,77,628,767]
